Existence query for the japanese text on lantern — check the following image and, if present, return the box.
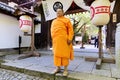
[91,6,110,19]
[19,20,32,28]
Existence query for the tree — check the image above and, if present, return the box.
[65,12,98,45]
[81,31,89,48]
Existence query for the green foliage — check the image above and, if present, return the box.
[65,12,98,37]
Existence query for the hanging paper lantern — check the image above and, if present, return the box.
[90,0,110,26]
[19,15,32,32]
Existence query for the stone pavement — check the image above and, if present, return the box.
[0,68,46,80]
[1,54,120,80]
[50,44,108,53]
[0,45,118,80]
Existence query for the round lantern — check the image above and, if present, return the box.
[90,0,110,26]
[19,15,32,32]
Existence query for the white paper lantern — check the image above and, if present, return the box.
[90,0,110,26]
[19,15,32,32]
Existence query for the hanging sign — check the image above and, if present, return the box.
[42,0,73,21]
[112,13,117,23]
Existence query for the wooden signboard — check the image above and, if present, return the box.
[113,13,117,22]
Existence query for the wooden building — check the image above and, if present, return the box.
[106,0,120,47]
[0,0,86,49]
[0,0,119,50]
[0,1,41,49]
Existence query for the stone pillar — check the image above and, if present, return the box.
[116,23,120,70]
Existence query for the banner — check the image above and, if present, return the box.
[110,1,115,12]
[74,0,90,11]
[42,0,73,21]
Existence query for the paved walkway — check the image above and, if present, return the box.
[1,54,120,80]
[50,44,108,53]
[0,45,118,80]
[40,44,112,58]
[0,68,46,80]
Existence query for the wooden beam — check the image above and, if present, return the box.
[85,57,98,62]
[96,58,102,69]
[102,58,115,63]
[65,9,87,15]
[85,57,115,63]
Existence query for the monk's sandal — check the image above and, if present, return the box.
[63,71,68,76]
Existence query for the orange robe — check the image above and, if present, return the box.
[51,16,74,66]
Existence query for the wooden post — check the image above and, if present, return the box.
[18,6,40,60]
[30,6,40,56]
[31,6,35,52]
[85,25,115,69]
[19,36,22,55]
[98,26,103,58]
[47,21,50,50]
[96,26,103,69]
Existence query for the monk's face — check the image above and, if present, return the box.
[56,9,64,17]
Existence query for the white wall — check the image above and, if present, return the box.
[0,13,31,49]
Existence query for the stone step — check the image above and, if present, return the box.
[0,63,55,80]
[0,63,116,80]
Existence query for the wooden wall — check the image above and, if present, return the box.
[34,5,52,49]
[106,0,120,47]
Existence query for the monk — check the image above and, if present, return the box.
[51,8,74,76]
